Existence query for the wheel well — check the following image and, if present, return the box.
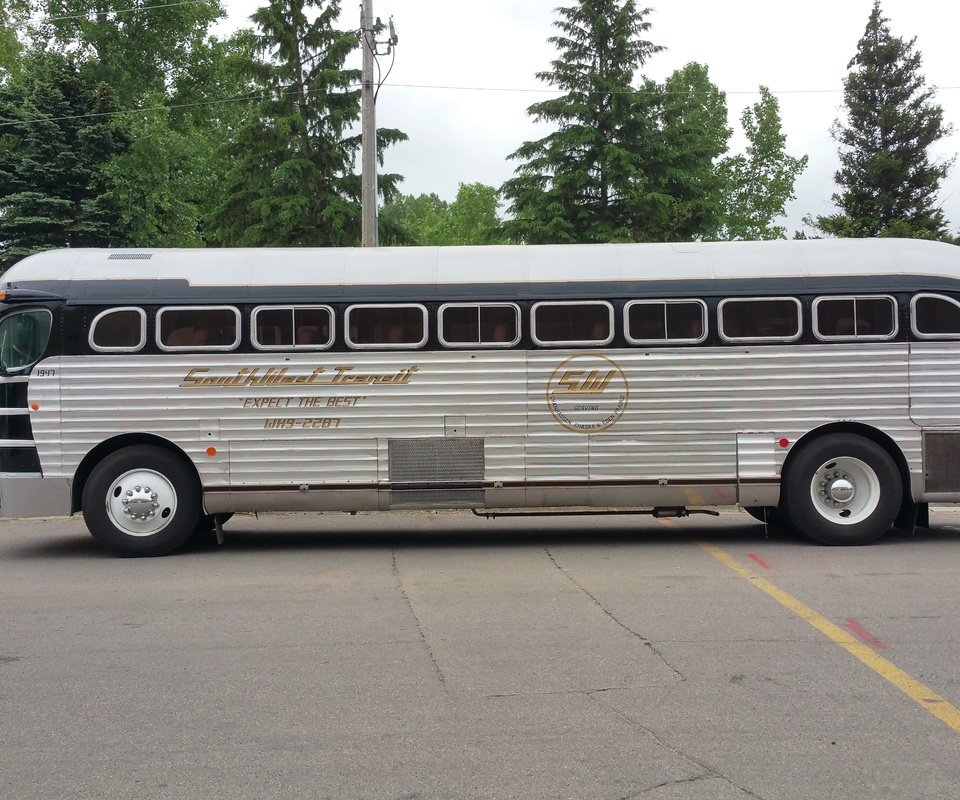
[71,434,200,514]
[783,422,913,504]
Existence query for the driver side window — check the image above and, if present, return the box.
[0,309,53,372]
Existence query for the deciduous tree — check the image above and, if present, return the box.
[717,87,808,240]
[381,183,503,245]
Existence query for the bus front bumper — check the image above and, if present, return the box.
[0,476,72,518]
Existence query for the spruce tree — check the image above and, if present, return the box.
[811,1,953,239]
[501,0,663,244]
[209,0,406,247]
[0,52,129,272]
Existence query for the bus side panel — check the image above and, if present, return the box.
[909,341,960,499]
[55,351,530,510]
[526,344,916,507]
[909,342,960,426]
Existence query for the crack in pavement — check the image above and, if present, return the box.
[544,548,685,683]
[621,772,714,799]
[590,693,769,800]
[391,550,447,691]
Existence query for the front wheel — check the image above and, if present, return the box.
[781,434,902,546]
[82,446,202,557]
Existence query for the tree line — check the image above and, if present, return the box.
[0,0,955,273]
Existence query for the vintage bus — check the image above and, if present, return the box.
[0,238,958,556]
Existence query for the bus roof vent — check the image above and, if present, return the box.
[107,253,154,260]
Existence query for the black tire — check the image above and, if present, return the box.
[781,434,901,546]
[82,445,202,557]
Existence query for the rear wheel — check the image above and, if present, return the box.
[781,434,901,546]
[82,446,201,557]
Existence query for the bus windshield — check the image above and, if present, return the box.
[0,309,52,372]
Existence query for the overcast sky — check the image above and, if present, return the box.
[219,0,960,236]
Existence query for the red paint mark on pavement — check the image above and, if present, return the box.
[844,618,888,650]
[746,553,771,570]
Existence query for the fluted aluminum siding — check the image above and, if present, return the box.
[27,344,921,502]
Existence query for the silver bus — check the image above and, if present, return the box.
[1,238,958,555]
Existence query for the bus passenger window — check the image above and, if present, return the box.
[440,303,519,347]
[814,296,896,339]
[626,300,705,343]
[90,308,145,351]
[158,307,240,350]
[719,298,801,342]
[256,308,292,346]
[294,307,331,346]
[912,294,960,336]
[253,306,332,349]
[346,305,427,348]
[532,302,613,345]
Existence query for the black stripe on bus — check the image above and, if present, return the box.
[0,414,33,440]
[0,382,29,408]
[0,446,41,473]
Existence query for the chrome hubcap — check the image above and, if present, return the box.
[106,469,177,537]
[821,472,856,505]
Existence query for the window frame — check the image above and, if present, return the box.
[910,293,960,340]
[812,295,898,342]
[344,303,429,350]
[89,307,146,353]
[250,304,335,351]
[530,300,615,347]
[0,307,54,374]
[437,302,521,349]
[718,296,803,343]
[623,299,708,345]
[156,305,242,352]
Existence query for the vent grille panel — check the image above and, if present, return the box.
[923,432,960,493]
[388,437,484,484]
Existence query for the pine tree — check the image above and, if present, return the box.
[501,0,663,244]
[0,52,129,272]
[209,0,406,247]
[810,1,953,239]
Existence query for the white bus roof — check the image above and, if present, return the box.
[3,239,959,288]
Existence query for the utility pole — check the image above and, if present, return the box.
[360,4,398,248]
[360,0,378,247]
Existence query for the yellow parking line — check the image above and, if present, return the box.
[698,540,960,735]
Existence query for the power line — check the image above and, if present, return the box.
[388,81,960,96]
[24,0,219,26]
[0,83,350,128]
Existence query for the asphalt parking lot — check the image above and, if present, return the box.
[2,508,960,800]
